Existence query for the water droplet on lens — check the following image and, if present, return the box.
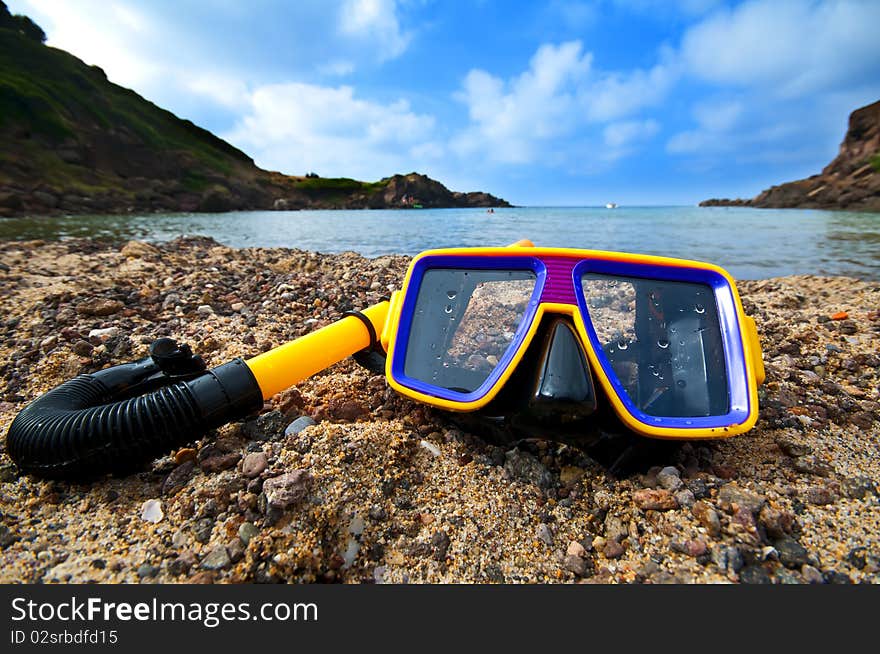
[444,305,453,314]
[617,339,628,350]
[447,291,457,299]
[679,340,685,346]
[695,304,705,314]
[669,327,676,333]
[657,339,669,349]
[676,379,686,388]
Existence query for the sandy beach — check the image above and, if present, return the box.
[0,237,877,584]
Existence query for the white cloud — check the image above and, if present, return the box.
[339,0,411,62]
[680,0,880,97]
[453,40,671,167]
[224,82,437,179]
[603,119,659,149]
[453,41,593,163]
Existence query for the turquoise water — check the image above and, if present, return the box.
[2,206,879,280]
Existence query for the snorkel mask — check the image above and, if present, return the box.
[7,241,765,478]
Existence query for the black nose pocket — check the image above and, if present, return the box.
[530,318,597,416]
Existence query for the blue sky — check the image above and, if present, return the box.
[10,0,880,205]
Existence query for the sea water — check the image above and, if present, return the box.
[2,206,878,280]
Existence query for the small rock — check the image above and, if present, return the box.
[201,546,231,570]
[137,564,159,579]
[712,546,744,573]
[168,551,197,575]
[241,411,286,441]
[77,298,124,317]
[692,501,722,537]
[72,340,93,356]
[171,530,187,548]
[685,539,707,557]
[284,415,317,437]
[419,440,441,457]
[758,506,796,539]
[241,451,268,478]
[263,469,312,509]
[563,554,588,576]
[88,327,119,342]
[199,451,240,473]
[567,540,586,558]
[162,461,195,496]
[238,522,259,546]
[775,536,810,569]
[174,448,197,465]
[504,449,554,489]
[803,486,838,505]
[656,466,683,491]
[196,304,214,315]
[674,488,695,509]
[140,499,163,523]
[717,482,766,514]
[193,518,213,544]
[536,523,553,545]
[793,455,833,477]
[801,565,824,584]
[775,435,812,457]
[632,488,678,511]
[603,540,625,559]
[431,530,450,561]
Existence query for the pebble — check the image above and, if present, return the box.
[563,554,588,576]
[88,327,119,341]
[201,546,231,570]
[717,483,765,514]
[801,565,824,584]
[140,499,163,523]
[559,466,585,485]
[674,489,695,508]
[162,461,195,496]
[196,304,214,315]
[632,489,678,511]
[284,415,317,437]
[536,523,554,545]
[77,298,123,316]
[656,466,683,491]
[775,536,810,569]
[137,564,159,579]
[692,501,722,537]
[803,486,838,505]
[503,449,554,489]
[263,470,312,509]
[603,540,625,559]
[566,540,586,558]
[241,451,268,478]
[419,440,441,457]
[793,456,833,477]
[238,522,259,546]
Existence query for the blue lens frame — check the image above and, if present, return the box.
[390,254,546,403]
[572,259,752,429]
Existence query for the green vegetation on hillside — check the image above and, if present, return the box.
[871,152,880,172]
[292,176,385,200]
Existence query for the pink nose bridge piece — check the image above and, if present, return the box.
[537,257,579,305]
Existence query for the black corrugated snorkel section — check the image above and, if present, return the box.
[5,338,263,479]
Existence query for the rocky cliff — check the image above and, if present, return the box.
[701,100,880,212]
[0,3,509,217]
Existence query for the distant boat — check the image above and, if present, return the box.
[605,202,618,209]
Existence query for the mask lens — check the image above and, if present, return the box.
[580,273,729,417]
[404,269,536,393]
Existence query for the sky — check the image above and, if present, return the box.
[9,0,880,205]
